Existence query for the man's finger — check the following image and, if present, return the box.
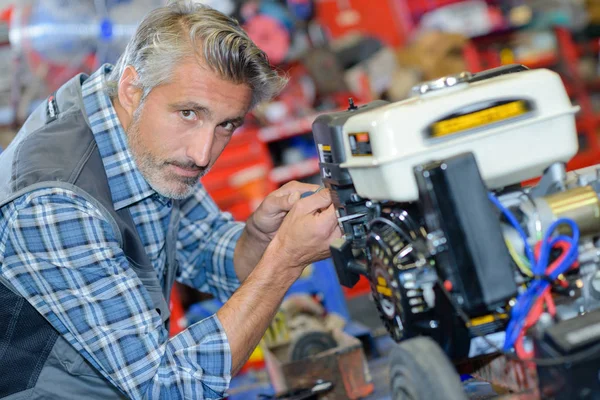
[321,204,339,229]
[261,191,299,215]
[298,188,333,214]
[274,181,320,198]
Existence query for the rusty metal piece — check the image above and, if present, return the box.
[462,354,540,399]
[263,328,374,399]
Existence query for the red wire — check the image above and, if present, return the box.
[515,239,575,359]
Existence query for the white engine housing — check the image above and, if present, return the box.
[340,68,580,202]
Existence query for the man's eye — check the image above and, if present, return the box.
[220,122,236,132]
[180,110,197,121]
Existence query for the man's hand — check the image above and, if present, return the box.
[234,181,322,282]
[247,181,321,243]
[218,188,341,374]
[267,187,342,276]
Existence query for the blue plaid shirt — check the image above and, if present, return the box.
[0,65,245,399]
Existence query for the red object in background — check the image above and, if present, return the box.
[1,5,13,24]
[342,275,371,299]
[202,127,276,221]
[25,49,98,93]
[244,14,291,66]
[314,0,483,48]
[315,0,407,48]
[464,27,600,173]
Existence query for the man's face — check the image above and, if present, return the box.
[126,60,252,199]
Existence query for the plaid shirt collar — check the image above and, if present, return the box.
[81,64,167,210]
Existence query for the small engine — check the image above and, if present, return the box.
[312,65,600,398]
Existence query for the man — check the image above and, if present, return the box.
[0,2,340,399]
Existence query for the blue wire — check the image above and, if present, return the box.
[488,193,535,266]
[487,192,580,351]
[504,240,577,349]
[501,217,579,351]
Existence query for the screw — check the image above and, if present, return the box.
[348,97,357,110]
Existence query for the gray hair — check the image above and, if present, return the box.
[105,0,287,107]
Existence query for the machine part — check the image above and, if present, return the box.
[329,238,361,287]
[311,99,389,287]
[337,212,366,224]
[467,64,529,83]
[275,330,374,400]
[367,222,410,342]
[588,270,600,301]
[366,210,472,358]
[411,71,472,97]
[530,185,600,238]
[308,65,600,398]
[312,99,388,188]
[533,309,600,399]
[529,162,567,198]
[340,67,579,202]
[366,207,430,341]
[389,337,467,400]
[466,354,539,396]
[289,331,338,362]
[414,152,518,316]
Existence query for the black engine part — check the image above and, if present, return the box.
[312,99,388,287]
[366,206,471,359]
[414,152,518,317]
[366,206,430,342]
[534,309,600,400]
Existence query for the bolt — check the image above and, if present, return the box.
[430,320,439,329]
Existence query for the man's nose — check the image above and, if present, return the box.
[185,129,214,168]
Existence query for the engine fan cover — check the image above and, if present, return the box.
[367,208,429,342]
[366,208,472,359]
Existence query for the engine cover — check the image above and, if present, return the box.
[339,67,579,202]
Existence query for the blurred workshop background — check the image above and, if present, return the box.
[2,1,600,398]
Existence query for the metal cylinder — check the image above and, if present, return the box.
[537,186,600,237]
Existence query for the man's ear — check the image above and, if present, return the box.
[117,66,143,119]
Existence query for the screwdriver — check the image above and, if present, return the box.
[300,186,366,223]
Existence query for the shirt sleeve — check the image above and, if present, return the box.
[0,188,234,399]
[175,185,244,302]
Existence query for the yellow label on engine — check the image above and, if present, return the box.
[377,285,392,297]
[431,100,530,138]
[467,313,508,327]
[376,276,392,297]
